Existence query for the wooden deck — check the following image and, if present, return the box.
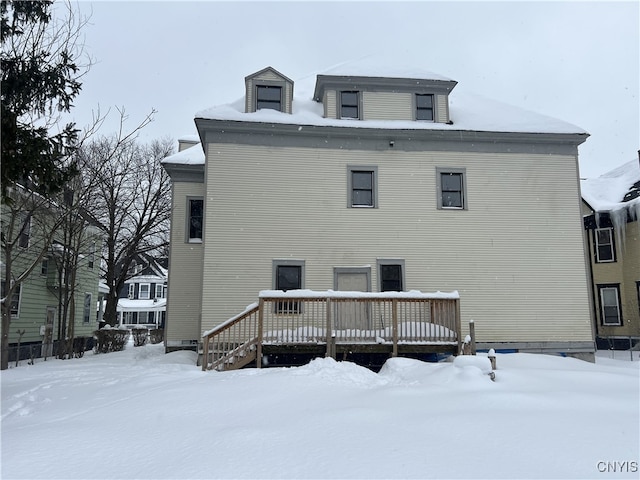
[201,290,461,371]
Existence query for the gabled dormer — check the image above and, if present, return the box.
[245,67,294,114]
[313,74,457,124]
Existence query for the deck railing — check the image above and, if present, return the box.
[202,290,460,371]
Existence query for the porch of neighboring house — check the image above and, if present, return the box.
[201,290,461,372]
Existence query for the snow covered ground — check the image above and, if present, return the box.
[1,343,638,480]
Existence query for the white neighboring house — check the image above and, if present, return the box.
[117,254,168,329]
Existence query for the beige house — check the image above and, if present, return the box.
[162,63,595,363]
[581,158,640,350]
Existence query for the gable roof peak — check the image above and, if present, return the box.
[245,66,294,85]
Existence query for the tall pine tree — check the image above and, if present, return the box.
[1,0,86,200]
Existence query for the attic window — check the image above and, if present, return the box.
[256,85,282,111]
[416,94,434,121]
[340,91,360,119]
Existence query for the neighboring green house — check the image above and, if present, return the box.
[581,157,640,350]
[1,190,102,362]
[161,62,595,364]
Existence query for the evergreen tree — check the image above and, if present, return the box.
[1,0,87,200]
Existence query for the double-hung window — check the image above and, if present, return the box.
[188,198,203,243]
[378,259,405,292]
[348,166,377,208]
[340,91,360,119]
[1,281,21,317]
[595,228,615,262]
[256,85,282,111]
[155,284,164,299]
[436,167,467,210]
[416,94,434,121]
[598,285,622,326]
[139,283,150,300]
[273,260,304,313]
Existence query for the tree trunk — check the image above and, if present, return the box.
[103,291,119,326]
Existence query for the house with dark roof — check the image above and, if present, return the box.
[161,62,594,368]
[581,156,640,350]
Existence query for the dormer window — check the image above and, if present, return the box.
[256,85,282,111]
[416,94,434,121]
[245,67,294,114]
[340,91,360,119]
[314,73,456,122]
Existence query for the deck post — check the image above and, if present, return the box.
[469,319,476,355]
[257,298,264,368]
[326,298,335,359]
[202,335,209,371]
[392,299,398,357]
[455,298,462,355]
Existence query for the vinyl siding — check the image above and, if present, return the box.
[165,181,204,342]
[201,143,592,343]
[363,91,412,120]
[325,90,450,123]
[7,266,57,344]
[324,91,336,118]
[435,94,449,123]
[5,236,101,344]
[591,218,640,336]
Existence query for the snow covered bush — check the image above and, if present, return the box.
[131,328,148,347]
[94,327,129,353]
[149,328,163,344]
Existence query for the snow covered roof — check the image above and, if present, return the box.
[117,298,166,312]
[194,63,586,136]
[318,58,454,82]
[581,159,640,213]
[177,134,200,143]
[161,142,205,166]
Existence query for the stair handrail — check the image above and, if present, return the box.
[202,302,260,371]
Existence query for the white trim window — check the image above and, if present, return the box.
[128,283,135,299]
[138,283,150,300]
[595,228,615,263]
[599,285,622,326]
[155,284,164,299]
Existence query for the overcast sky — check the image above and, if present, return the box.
[64,0,639,178]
